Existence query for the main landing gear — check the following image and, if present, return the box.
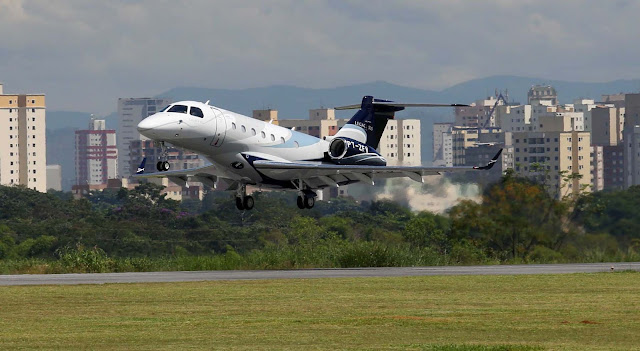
[292,179,316,209]
[296,192,316,209]
[235,184,254,211]
[156,141,170,172]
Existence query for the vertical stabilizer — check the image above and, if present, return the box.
[334,96,404,149]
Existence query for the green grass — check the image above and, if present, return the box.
[1,273,639,350]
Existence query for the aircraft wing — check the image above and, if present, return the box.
[133,163,228,189]
[253,150,502,188]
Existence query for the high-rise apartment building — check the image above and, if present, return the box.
[75,119,117,185]
[0,83,47,191]
[590,145,604,192]
[117,98,171,178]
[379,119,421,166]
[512,114,592,198]
[46,164,62,191]
[433,122,453,166]
[454,96,503,128]
[591,106,625,190]
[528,85,557,105]
[623,94,640,188]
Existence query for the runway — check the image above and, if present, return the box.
[1,262,639,286]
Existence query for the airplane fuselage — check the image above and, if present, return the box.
[137,101,330,188]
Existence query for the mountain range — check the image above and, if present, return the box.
[46,75,640,190]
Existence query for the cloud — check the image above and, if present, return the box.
[0,0,639,113]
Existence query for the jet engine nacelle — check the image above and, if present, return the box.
[327,137,386,166]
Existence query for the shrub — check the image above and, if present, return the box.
[55,244,113,273]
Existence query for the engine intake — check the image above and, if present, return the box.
[328,137,386,166]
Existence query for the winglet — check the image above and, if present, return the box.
[136,157,147,174]
[473,149,503,170]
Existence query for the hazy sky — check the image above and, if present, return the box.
[1,0,639,114]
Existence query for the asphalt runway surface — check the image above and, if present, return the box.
[1,262,639,286]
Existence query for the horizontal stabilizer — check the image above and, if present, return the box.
[335,101,469,110]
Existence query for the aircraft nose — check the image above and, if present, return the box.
[137,117,155,132]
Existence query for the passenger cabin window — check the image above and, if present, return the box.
[251,128,256,135]
[168,105,188,114]
[189,107,204,118]
[241,126,246,133]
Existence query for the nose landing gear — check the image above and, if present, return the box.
[156,141,171,172]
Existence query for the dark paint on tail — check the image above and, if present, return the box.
[344,96,404,149]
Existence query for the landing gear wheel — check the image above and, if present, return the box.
[243,196,254,210]
[235,197,244,210]
[304,196,315,209]
[156,161,170,172]
[297,196,305,209]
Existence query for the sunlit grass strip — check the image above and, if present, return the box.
[0,273,638,350]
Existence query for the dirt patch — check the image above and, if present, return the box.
[580,320,600,324]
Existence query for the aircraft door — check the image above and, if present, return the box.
[210,109,227,147]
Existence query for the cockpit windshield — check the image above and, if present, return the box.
[159,105,171,112]
[167,105,188,114]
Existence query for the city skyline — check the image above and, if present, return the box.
[1,1,640,114]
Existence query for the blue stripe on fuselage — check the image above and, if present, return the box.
[267,129,323,148]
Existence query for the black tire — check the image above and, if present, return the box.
[243,196,254,210]
[156,161,163,172]
[235,197,244,210]
[162,161,171,171]
[296,196,305,209]
[304,196,315,209]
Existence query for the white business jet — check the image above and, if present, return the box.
[135,96,501,210]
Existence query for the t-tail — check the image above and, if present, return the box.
[334,96,468,150]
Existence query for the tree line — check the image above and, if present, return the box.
[0,172,639,273]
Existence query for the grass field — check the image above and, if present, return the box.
[1,273,639,350]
